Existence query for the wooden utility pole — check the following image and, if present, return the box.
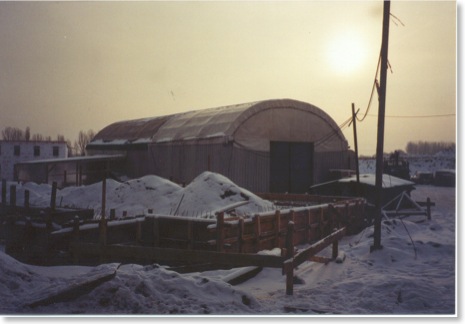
[351,103,360,185]
[372,0,391,252]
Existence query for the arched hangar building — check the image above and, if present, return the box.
[87,99,354,193]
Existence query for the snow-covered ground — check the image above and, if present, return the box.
[0,156,457,317]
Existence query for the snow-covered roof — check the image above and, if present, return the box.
[16,154,126,165]
[338,173,415,188]
[90,115,173,145]
[88,99,348,152]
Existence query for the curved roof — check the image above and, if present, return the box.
[92,115,173,144]
[89,99,347,151]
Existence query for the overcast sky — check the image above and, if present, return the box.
[0,1,457,155]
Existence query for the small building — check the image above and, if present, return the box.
[15,154,126,188]
[0,140,68,181]
[309,173,416,206]
[87,99,354,193]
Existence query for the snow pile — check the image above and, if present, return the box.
[174,172,274,218]
[0,252,258,315]
[4,172,274,219]
[58,175,183,217]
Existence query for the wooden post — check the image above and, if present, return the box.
[372,0,391,252]
[305,209,311,243]
[332,236,339,259]
[352,103,360,186]
[254,214,261,252]
[50,181,57,211]
[9,185,16,207]
[274,210,281,247]
[426,197,431,220]
[63,170,67,187]
[153,217,160,247]
[345,202,350,228]
[285,221,295,260]
[73,216,80,241]
[24,217,33,262]
[110,209,116,221]
[216,212,225,252]
[1,179,6,206]
[99,218,107,246]
[319,207,325,239]
[101,177,106,219]
[99,218,107,263]
[285,259,294,296]
[73,216,80,264]
[290,209,295,224]
[187,220,193,250]
[24,189,30,209]
[238,218,244,253]
[45,212,53,233]
[75,163,79,186]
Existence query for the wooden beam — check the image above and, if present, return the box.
[70,242,286,268]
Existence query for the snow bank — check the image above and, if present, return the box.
[0,252,259,315]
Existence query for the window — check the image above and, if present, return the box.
[34,146,40,157]
[53,146,59,157]
[14,145,20,156]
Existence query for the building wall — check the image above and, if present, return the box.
[0,141,68,181]
[148,142,351,193]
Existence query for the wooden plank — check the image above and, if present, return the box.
[293,227,346,267]
[223,266,263,285]
[70,242,285,268]
[27,264,119,308]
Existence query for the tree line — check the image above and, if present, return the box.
[405,141,455,155]
[1,126,95,157]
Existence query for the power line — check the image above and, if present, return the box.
[356,52,381,122]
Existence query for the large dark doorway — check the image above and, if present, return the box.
[270,141,314,193]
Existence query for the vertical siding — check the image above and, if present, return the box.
[146,143,352,193]
[314,150,352,184]
[149,143,269,192]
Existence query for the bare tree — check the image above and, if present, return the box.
[31,133,44,141]
[74,129,95,156]
[1,127,24,141]
[25,127,31,141]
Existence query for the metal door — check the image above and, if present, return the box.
[270,141,314,193]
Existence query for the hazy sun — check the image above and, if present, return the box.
[327,31,366,75]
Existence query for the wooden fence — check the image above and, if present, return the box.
[67,197,365,294]
[1,181,367,294]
